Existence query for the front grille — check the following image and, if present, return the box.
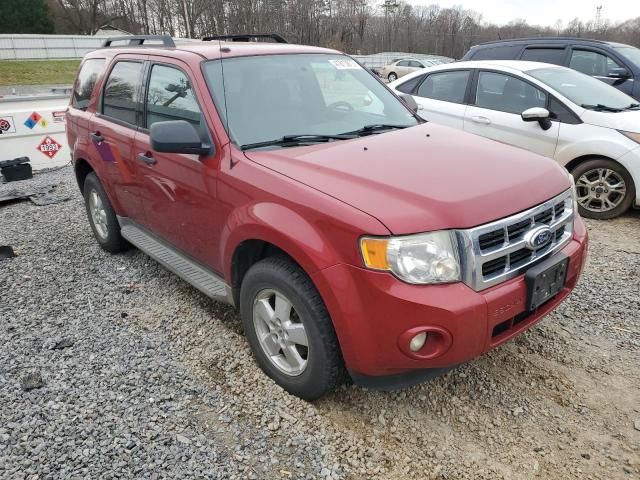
[458,189,575,291]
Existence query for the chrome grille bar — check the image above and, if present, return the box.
[457,189,575,291]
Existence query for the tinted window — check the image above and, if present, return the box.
[409,61,423,68]
[476,72,546,114]
[72,59,105,110]
[146,65,201,128]
[416,70,470,103]
[396,75,423,94]
[472,45,522,60]
[521,48,566,65]
[102,61,143,125]
[549,97,580,124]
[397,60,410,67]
[570,49,622,76]
[614,46,640,67]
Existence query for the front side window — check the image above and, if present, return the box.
[569,49,622,77]
[614,46,640,67]
[527,66,636,110]
[72,58,105,110]
[145,65,201,129]
[102,61,143,125]
[475,71,546,114]
[416,70,470,103]
[203,54,417,148]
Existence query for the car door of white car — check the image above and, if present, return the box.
[464,71,560,158]
[412,70,471,129]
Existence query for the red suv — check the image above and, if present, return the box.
[66,35,588,400]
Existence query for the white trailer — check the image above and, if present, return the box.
[0,94,70,171]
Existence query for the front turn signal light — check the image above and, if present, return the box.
[360,238,390,270]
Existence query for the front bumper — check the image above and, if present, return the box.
[311,216,589,383]
[617,146,640,207]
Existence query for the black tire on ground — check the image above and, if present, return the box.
[83,172,130,253]
[240,255,346,401]
[571,158,635,220]
[387,72,397,81]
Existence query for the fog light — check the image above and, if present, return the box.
[409,332,427,352]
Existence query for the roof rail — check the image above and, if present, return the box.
[476,36,609,46]
[202,33,288,44]
[101,35,175,48]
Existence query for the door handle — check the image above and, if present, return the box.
[471,116,491,125]
[137,152,157,166]
[90,132,104,143]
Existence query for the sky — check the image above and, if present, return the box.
[407,0,640,26]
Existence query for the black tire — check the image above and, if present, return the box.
[240,255,345,400]
[83,172,130,253]
[571,158,635,220]
[387,72,398,82]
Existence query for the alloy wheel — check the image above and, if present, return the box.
[89,189,109,240]
[252,288,309,376]
[575,168,626,213]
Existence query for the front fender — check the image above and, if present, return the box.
[221,202,345,281]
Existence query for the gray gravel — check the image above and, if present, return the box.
[1,166,639,479]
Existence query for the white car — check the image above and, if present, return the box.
[389,60,640,219]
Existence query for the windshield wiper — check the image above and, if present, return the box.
[581,103,624,112]
[625,103,640,110]
[340,124,412,137]
[241,134,355,151]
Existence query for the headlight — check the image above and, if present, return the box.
[619,130,640,144]
[360,231,461,284]
[563,167,579,213]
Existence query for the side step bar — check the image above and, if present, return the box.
[119,218,234,306]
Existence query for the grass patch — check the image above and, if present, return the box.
[0,60,80,86]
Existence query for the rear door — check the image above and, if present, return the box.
[90,58,148,224]
[568,47,635,97]
[133,57,222,268]
[412,69,471,129]
[464,70,559,157]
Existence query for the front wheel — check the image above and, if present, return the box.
[387,72,398,82]
[240,256,345,400]
[572,159,635,219]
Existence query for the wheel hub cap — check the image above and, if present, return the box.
[253,288,309,376]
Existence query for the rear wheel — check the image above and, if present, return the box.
[571,158,635,219]
[387,72,398,82]
[240,256,345,400]
[83,172,130,252]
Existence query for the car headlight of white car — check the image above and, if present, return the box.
[360,231,461,284]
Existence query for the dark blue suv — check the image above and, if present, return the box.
[462,37,640,100]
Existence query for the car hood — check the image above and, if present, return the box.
[581,109,640,132]
[244,123,571,234]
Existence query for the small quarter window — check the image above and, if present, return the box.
[102,61,144,126]
[71,59,105,110]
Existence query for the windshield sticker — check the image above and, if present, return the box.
[329,59,362,70]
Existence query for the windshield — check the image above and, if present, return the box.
[527,67,636,110]
[615,46,640,67]
[203,54,418,148]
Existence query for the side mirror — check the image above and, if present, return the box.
[608,67,631,79]
[398,93,419,113]
[150,120,210,155]
[521,107,552,131]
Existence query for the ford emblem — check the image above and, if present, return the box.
[524,225,553,251]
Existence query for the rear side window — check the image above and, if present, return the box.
[416,70,470,103]
[397,60,410,67]
[472,45,522,60]
[395,75,423,94]
[71,59,105,110]
[409,61,423,68]
[102,61,144,126]
[145,65,202,128]
[521,48,566,65]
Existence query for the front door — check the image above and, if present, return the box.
[134,59,222,270]
[464,71,559,158]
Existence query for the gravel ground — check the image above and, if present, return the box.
[1,166,639,479]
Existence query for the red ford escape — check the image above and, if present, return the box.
[66,34,588,400]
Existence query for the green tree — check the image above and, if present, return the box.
[0,0,54,34]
